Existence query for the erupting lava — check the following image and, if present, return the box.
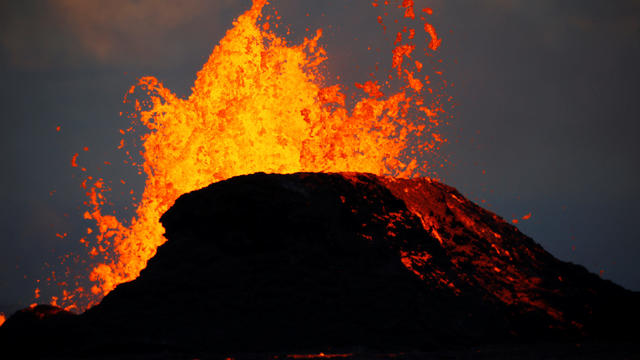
[55,0,449,310]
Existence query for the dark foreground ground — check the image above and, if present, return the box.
[34,342,640,360]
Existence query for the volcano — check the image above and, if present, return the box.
[1,172,638,358]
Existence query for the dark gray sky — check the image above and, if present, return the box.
[1,0,639,311]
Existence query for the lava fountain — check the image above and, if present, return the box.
[55,0,450,311]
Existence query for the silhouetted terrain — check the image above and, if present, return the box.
[1,172,638,359]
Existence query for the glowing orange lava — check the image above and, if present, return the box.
[0,313,5,327]
[287,353,353,359]
[57,0,448,310]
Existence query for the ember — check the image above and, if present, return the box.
[286,353,353,359]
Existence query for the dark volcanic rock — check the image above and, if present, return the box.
[1,172,638,357]
[0,305,77,357]
[0,304,76,334]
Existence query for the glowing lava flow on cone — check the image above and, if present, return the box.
[57,0,449,310]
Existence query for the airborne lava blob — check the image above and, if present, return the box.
[57,0,449,310]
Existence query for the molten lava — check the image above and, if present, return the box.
[57,0,448,310]
[0,313,5,327]
[287,354,353,359]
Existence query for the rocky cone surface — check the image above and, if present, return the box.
[1,172,637,357]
